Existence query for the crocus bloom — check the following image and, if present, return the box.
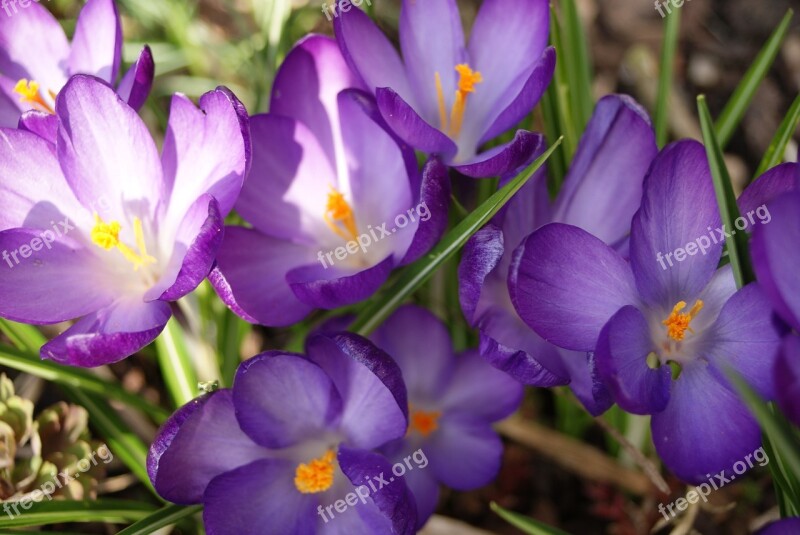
[148,332,417,534]
[0,0,154,134]
[368,305,523,526]
[510,140,785,483]
[459,95,657,415]
[210,35,449,326]
[757,518,800,535]
[334,0,555,177]
[0,75,249,367]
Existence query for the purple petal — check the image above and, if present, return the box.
[776,335,800,427]
[117,46,155,111]
[0,79,20,128]
[41,297,171,367]
[552,95,657,244]
[738,163,798,218]
[397,463,439,528]
[651,360,763,484]
[499,168,553,257]
[375,87,457,157]
[757,519,800,535]
[306,333,408,450]
[338,445,418,535]
[453,130,545,179]
[233,352,343,449]
[287,256,394,310]
[18,110,58,143]
[202,458,316,534]
[594,306,671,414]
[398,0,466,126]
[161,88,249,220]
[427,421,503,490]
[459,223,506,325]
[630,140,722,308]
[0,228,115,323]
[368,305,456,402]
[510,223,638,351]
[399,158,451,265]
[56,75,165,220]
[68,0,122,83]
[560,350,614,417]
[333,7,413,103]
[752,192,800,330]
[148,390,267,504]
[271,35,363,166]
[210,226,315,327]
[439,350,523,421]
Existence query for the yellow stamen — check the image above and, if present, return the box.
[13,79,54,114]
[408,406,441,437]
[294,450,336,494]
[435,71,448,132]
[662,300,704,341]
[447,64,482,139]
[324,187,358,242]
[91,214,156,271]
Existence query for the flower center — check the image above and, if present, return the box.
[662,300,704,341]
[435,64,483,139]
[408,406,441,437]
[294,449,336,494]
[324,187,358,242]
[90,214,157,271]
[14,79,55,114]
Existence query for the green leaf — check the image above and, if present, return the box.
[350,138,562,335]
[715,9,794,148]
[490,502,571,535]
[0,500,155,528]
[558,0,594,130]
[655,6,681,147]
[697,95,755,287]
[0,345,168,424]
[116,504,203,535]
[549,8,578,161]
[155,317,199,407]
[754,93,800,178]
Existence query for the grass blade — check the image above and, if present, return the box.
[155,317,198,407]
[558,0,594,129]
[0,500,155,528]
[490,502,570,535]
[698,95,755,287]
[116,504,203,535]
[715,9,794,148]
[350,138,562,335]
[655,5,681,147]
[754,93,800,178]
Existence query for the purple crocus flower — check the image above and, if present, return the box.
[147,332,417,534]
[0,0,154,135]
[510,140,785,483]
[334,0,555,178]
[459,95,657,415]
[0,75,249,367]
[367,305,523,527]
[210,35,449,326]
[757,518,800,535]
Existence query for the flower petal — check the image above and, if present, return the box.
[306,333,408,450]
[399,158,451,265]
[459,223,506,325]
[776,335,800,427]
[117,46,155,111]
[757,519,800,535]
[453,130,544,179]
[41,297,171,367]
[233,352,344,449]
[375,87,457,157]
[738,162,798,218]
[552,95,657,244]
[427,420,503,490]
[510,223,638,351]
[287,255,394,310]
[210,226,316,326]
[594,306,671,414]
[18,110,58,144]
[68,0,122,83]
[148,390,267,504]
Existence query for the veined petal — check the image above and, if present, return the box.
[287,256,394,310]
[68,0,122,83]
[375,87,457,157]
[452,130,544,178]
[738,162,798,218]
[117,46,155,111]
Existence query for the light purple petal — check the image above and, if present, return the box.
[738,163,798,218]
[453,130,544,179]
[396,462,439,528]
[287,256,394,310]
[117,46,155,111]
[629,140,722,308]
[210,226,316,327]
[399,158,451,265]
[510,223,638,351]
[376,87,457,157]
[18,110,58,144]
[148,390,267,504]
[594,306,671,414]
[233,352,343,449]
[426,421,503,490]
[552,95,657,244]
[306,333,408,450]
[41,297,171,367]
[68,0,122,83]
